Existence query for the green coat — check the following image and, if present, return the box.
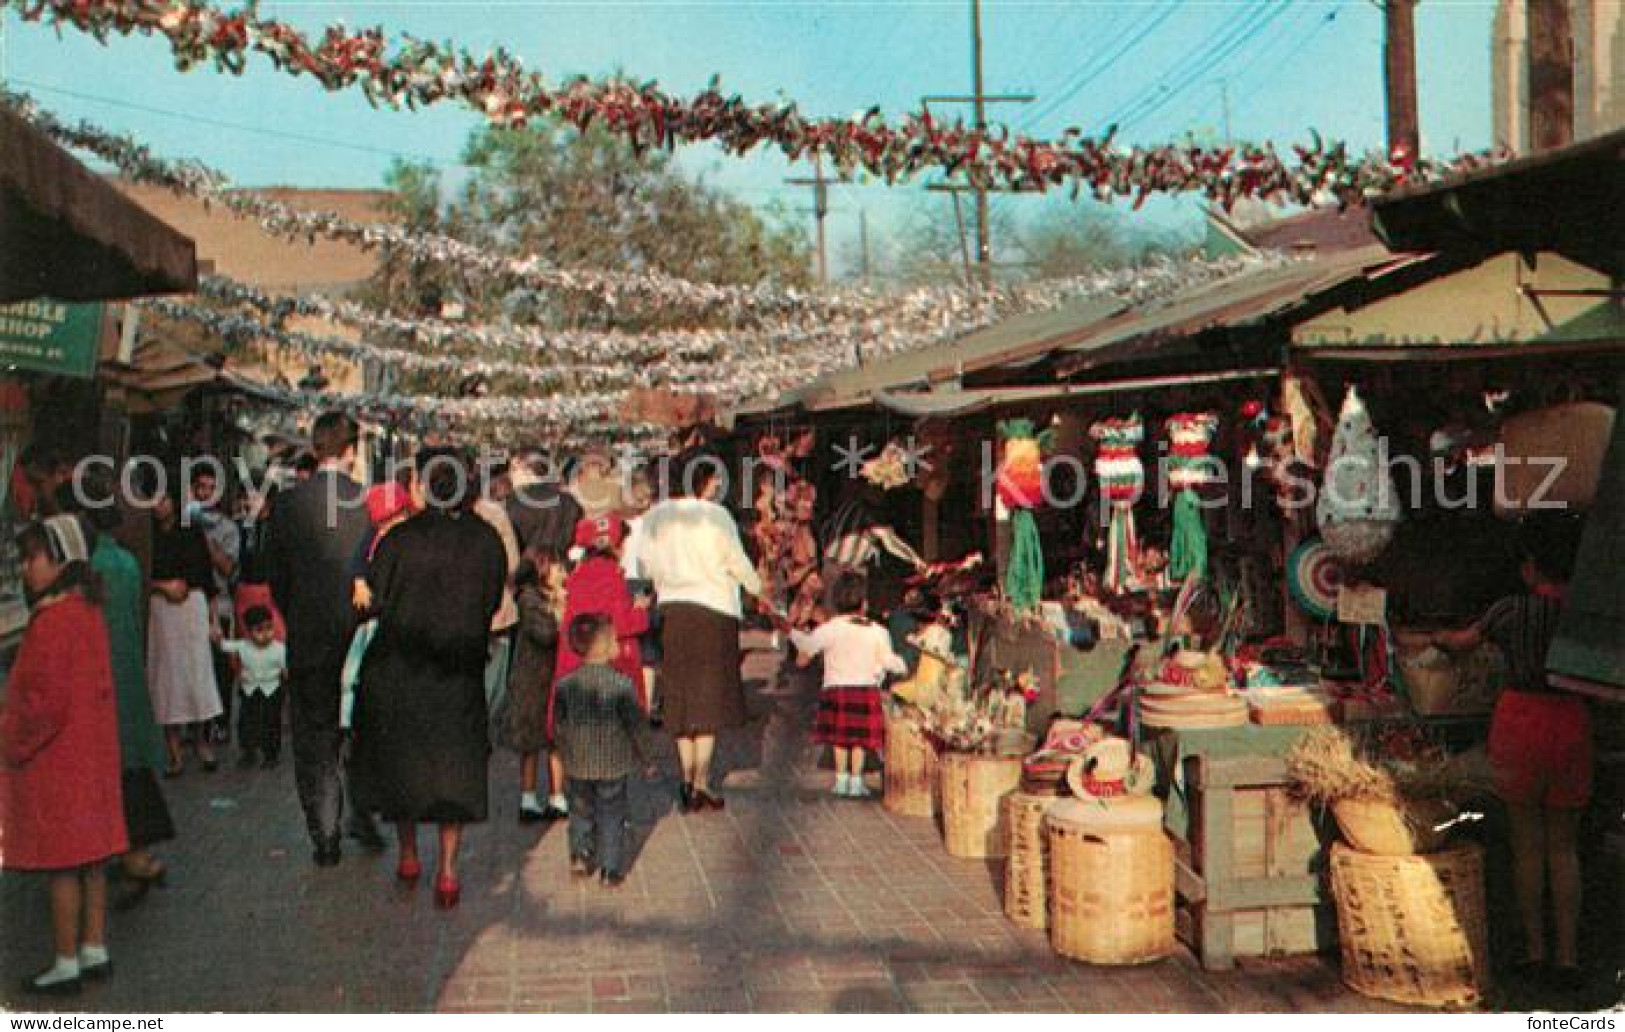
[93,536,165,772]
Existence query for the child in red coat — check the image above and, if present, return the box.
[547,516,650,814]
[0,515,127,996]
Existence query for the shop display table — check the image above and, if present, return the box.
[1145,725,1335,971]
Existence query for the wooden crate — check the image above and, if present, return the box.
[1173,754,1337,970]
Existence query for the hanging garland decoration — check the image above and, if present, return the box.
[193,252,1265,377]
[143,292,931,402]
[5,87,1285,338]
[1164,412,1219,583]
[996,418,1053,613]
[8,0,1506,210]
[1090,413,1144,595]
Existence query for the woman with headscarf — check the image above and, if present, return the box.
[351,448,507,910]
[0,515,127,995]
[147,485,223,775]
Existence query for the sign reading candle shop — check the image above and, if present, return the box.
[0,299,105,378]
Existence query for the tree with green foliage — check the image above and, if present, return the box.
[361,124,811,332]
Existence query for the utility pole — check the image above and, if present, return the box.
[784,152,846,287]
[1526,0,1574,151]
[971,0,990,289]
[858,208,871,283]
[922,0,1032,293]
[1217,79,1232,145]
[1382,0,1421,161]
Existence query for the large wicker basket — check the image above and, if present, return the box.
[940,751,1022,859]
[883,716,940,818]
[1045,810,1174,965]
[1002,791,1054,929]
[1329,841,1489,1008]
[1333,796,1455,855]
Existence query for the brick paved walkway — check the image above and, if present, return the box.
[1,636,1410,1014]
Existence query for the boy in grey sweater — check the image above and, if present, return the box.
[552,613,657,886]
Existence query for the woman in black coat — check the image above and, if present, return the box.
[352,448,507,910]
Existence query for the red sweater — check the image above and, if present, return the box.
[0,595,128,870]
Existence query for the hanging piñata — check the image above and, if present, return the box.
[1316,385,1401,564]
[997,418,1052,612]
[1165,412,1219,582]
[1090,414,1145,594]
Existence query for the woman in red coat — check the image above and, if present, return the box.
[543,515,650,811]
[0,515,127,996]
[554,515,650,703]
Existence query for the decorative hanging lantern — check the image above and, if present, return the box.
[1090,414,1144,595]
[1316,386,1401,564]
[996,418,1053,612]
[1164,412,1219,583]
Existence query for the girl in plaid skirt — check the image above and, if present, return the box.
[790,572,906,798]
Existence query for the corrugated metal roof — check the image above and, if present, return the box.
[736,246,1417,422]
[787,295,1128,411]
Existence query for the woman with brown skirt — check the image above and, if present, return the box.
[638,451,760,812]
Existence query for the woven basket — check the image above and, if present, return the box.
[1330,841,1489,1008]
[1045,815,1174,965]
[1002,791,1054,929]
[883,717,940,818]
[1333,796,1455,855]
[940,751,1022,859]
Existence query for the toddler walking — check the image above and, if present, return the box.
[552,614,657,887]
[221,605,287,769]
[791,572,906,798]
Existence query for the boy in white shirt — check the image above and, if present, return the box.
[790,573,906,798]
[221,606,288,769]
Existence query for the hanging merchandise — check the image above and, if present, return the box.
[996,419,1053,613]
[1316,386,1401,564]
[1089,414,1145,595]
[1286,536,1347,621]
[1164,412,1219,583]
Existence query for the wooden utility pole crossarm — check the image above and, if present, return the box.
[921,0,1033,293]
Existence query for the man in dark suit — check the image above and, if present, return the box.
[505,446,581,558]
[266,412,370,866]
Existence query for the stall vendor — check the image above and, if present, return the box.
[1431,518,1588,990]
[821,483,926,612]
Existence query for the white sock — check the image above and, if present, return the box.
[548,793,569,812]
[34,956,79,986]
[520,792,541,812]
[79,944,109,967]
[834,774,851,795]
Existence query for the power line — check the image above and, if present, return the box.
[1204,1,1343,132]
[1101,2,1275,131]
[1015,2,1181,134]
[9,77,453,164]
[1139,1,1320,139]
[1109,1,1295,135]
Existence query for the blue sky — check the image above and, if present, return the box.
[1,0,1499,273]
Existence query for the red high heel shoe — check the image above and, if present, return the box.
[396,856,422,887]
[433,872,460,910]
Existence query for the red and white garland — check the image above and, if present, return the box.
[11,0,1507,210]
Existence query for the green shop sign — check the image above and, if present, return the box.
[0,299,105,378]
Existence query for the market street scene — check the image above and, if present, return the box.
[0,0,1623,1019]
